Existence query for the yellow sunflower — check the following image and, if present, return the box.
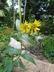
[20,19,41,35]
[30,19,41,35]
[20,20,28,33]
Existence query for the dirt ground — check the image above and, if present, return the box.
[13,55,54,72]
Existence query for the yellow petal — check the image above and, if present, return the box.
[22,29,25,33]
[30,29,33,35]
[33,19,41,27]
[24,20,27,25]
[20,24,23,30]
[26,29,30,33]
[36,28,40,31]
[34,28,37,34]
[33,19,37,24]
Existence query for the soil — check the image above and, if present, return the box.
[13,54,54,72]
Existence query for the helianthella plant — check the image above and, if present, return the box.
[0,0,41,72]
[15,0,41,69]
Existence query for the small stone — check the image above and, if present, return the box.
[9,37,25,49]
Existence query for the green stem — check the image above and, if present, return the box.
[17,40,22,60]
[18,0,22,56]
[18,0,21,24]
[21,40,22,53]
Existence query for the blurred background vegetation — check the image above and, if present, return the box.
[0,0,54,34]
[0,0,54,63]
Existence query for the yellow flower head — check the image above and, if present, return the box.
[26,23,32,33]
[20,20,28,33]
[20,19,41,35]
[30,19,41,35]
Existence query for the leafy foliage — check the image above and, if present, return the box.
[3,57,14,72]
[21,34,36,48]
[22,0,54,20]
[21,52,36,65]
[0,0,54,71]
[41,34,54,63]
[40,15,54,34]
[3,47,20,56]
[0,0,9,26]
[18,59,25,69]
[0,27,36,72]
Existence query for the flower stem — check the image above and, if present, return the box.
[18,0,22,55]
[21,40,22,53]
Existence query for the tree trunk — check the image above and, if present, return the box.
[13,0,15,30]
[23,0,27,23]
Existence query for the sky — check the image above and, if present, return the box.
[7,0,24,13]
[7,0,12,7]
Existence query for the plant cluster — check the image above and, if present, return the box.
[40,15,54,34]
[41,34,54,63]
[0,30,37,72]
[0,17,41,72]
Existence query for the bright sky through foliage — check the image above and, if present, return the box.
[7,0,12,7]
[7,0,23,13]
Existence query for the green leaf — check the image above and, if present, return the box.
[21,34,36,48]
[18,59,25,69]
[3,47,20,56]
[16,19,20,31]
[0,42,6,50]
[14,60,18,66]
[3,57,14,72]
[0,63,3,67]
[21,52,36,65]
[0,63,4,72]
[0,69,4,72]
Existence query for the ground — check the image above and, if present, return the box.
[8,37,54,72]
[13,54,54,72]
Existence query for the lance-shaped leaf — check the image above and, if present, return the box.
[0,63,4,72]
[3,47,20,56]
[21,52,36,65]
[21,34,36,48]
[0,69,4,72]
[16,19,20,31]
[18,59,25,69]
[3,58,14,72]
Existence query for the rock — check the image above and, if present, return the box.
[8,37,30,54]
[9,37,25,49]
[35,36,42,42]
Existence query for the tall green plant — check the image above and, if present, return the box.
[0,0,41,72]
